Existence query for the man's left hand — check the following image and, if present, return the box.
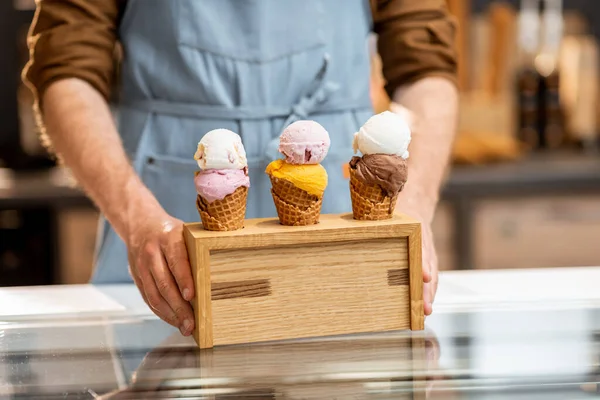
[420,219,438,316]
[396,203,438,316]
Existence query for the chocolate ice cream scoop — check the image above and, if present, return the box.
[349,154,408,196]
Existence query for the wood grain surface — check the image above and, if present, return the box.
[211,279,271,300]
[388,268,410,286]
[408,225,424,330]
[185,213,419,250]
[209,238,410,346]
[184,213,424,348]
[183,230,213,348]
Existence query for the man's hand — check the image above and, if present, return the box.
[40,79,197,334]
[127,207,196,336]
[421,222,438,316]
[396,202,438,316]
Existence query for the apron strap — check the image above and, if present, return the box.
[119,54,371,163]
[286,53,340,124]
[119,55,369,120]
[265,54,341,162]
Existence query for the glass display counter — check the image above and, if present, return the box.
[1,269,600,399]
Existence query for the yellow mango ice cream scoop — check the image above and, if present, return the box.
[265,159,327,198]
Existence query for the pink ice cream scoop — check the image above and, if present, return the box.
[278,120,331,164]
[194,169,250,203]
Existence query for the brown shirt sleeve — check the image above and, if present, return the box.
[22,0,122,106]
[372,0,459,98]
[23,0,457,108]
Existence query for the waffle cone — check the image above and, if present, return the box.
[269,176,322,226]
[196,186,248,231]
[349,168,398,220]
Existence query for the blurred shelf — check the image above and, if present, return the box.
[0,168,93,209]
[444,150,600,198]
[442,150,600,270]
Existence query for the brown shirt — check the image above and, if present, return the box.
[23,0,457,105]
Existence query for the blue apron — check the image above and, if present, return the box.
[91,0,375,283]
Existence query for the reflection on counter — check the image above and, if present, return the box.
[99,329,433,399]
[1,0,600,286]
[2,284,600,399]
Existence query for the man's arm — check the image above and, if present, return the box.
[393,77,458,225]
[43,79,195,335]
[373,0,459,314]
[23,0,195,335]
[393,77,459,315]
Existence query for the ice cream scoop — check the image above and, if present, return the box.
[193,129,250,231]
[194,169,250,203]
[278,120,331,164]
[349,154,407,197]
[194,129,248,170]
[265,159,327,197]
[352,111,411,159]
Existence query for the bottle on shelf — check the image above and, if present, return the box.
[536,0,566,150]
[515,0,567,151]
[515,0,543,150]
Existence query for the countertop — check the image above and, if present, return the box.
[2,267,600,399]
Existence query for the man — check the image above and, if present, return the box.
[23,0,458,337]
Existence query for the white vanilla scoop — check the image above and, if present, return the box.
[194,129,248,170]
[352,111,411,159]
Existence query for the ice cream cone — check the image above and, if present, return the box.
[196,185,248,231]
[193,129,250,231]
[264,120,330,225]
[348,111,411,220]
[269,176,323,226]
[349,168,399,220]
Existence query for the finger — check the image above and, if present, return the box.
[429,254,439,306]
[422,267,432,283]
[162,231,195,301]
[142,272,180,329]
[424,302,433,316]
[422,238,432,284]
[128,254,153,310]
[423,281,433,316]
[130,264,149,307]
[428,275,438,313]
[138,244,180,328]
[150,247,195,336]
[431,274,439,305]
[422,256,434,315]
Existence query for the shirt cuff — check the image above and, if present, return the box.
[23,18,117,109]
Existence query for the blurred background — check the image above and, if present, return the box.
[0,0,599,287]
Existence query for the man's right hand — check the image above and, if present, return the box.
[39,79,196,336]
[126,207,196,336]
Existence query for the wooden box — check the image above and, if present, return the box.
[183,213,424,349]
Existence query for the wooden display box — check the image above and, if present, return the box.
[183,213,424,349]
